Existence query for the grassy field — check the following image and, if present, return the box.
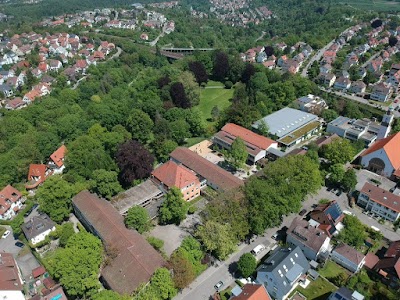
[0,226,6,237]
[197,81,233,124]
[319,260,351,280]
[336,0,400,12]
[295,277,336,300]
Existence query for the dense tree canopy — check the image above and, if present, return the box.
[159,187,188,225]
[237,253,257,278]
[124,206,151,233]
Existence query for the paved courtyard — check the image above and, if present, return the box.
[148,225,189,256]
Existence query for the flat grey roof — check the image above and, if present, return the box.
[253,107,318,138]
[112,179,163,214]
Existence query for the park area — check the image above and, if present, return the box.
[197,80,234,124]
[336,0,400,12]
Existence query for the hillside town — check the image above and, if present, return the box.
[0,2,400,300]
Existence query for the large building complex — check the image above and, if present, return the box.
[252,108,322,148]
[358,182,400,222]
[170,147,244,192]
[213,123,277,164]
[326,116,381,146]
[72,191,166,295]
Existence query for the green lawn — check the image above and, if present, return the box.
[184,137,208,147]
[336,0,400,12]
[295,277,336,300]
[319,261,350,280]
[197,82,233,124]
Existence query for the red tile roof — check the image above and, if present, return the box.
[221,123,276,150]
[385,240,400,258]
[364,252,379,269]
[170,147,244,192]
[49,145,67,168]
[333,243,365,265]
[72,191,166,295]
[152,160,199,189]
[26,164,48,189]
[232,284,271,300]
[360,182,400,213]
[0,185,21,215]
[360,132,400,170]
[32,266,46,278]
[0,253,23,291]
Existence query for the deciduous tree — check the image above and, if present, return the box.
[226,137,248,169]
[188,61,208,85]
[91,169,122,200]
[320,138,355,164]
[124,206,151,233]
[126,109,154,144]
[159,187,187,225]
[116,140,155,188]
[237,253,257,278]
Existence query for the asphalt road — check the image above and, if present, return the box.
[174,194,319,300]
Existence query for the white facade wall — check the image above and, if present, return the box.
[331,251,365,273]
[30,226,55,244]
[360,149,395,177]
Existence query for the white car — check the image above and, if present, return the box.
[214,281,224,291]
[2,230,10,239]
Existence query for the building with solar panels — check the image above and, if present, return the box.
[309,200,344,237]
[252,107,323,148]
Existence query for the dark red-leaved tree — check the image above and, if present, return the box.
[264,45,274,56]
[389,36,398,47]
[189,61,208,85]
[241,63,256,84]
[371,19,382,29]
[115,140,155,187]
[212,51,229,81]
[157,76,171,89]
[170,82,191,108]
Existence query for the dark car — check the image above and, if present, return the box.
[299,209,307,216]
[15,241,24,248]
[24,208,33,218]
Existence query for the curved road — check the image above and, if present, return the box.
[301,27,354,78]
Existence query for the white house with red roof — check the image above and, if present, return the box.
[213,123,278,164]
[0,185,23,220]
[48,145,67,174]
[359,132,400,178]
[331,243,365,273]
[0,253,24,300]
[151,160,201,201]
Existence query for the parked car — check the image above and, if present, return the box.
[336,190,343,196]
[214,281,224,291]
[272,232,279,240]
[299,209,307,216]
[15,241,24,248]
[2,230,10,239]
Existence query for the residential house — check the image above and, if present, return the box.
[389,63,400,76]
[22,214,56,245]
[320,63,332,74]
[151,160,201,201]
[25,164,51,189]
[386,70,400,90]
[277,55,287,67]
[296,94,328,115]
[48,59,62,72]
[5,97,27,110]
[0,185,23,220]
[231,283,271,300]
[367,58,383,73]
[370,83,392,102]
[0,253,24,300]
[286,218,331,261]
[170,147,244,192]
[23,89,41,103]
[72,191,166,295]
[40,285,68,300]
[331,244,366,273]
[318,73,336,87]
[213,123,278,164]
[48,145,67,174]
[359,132,400,178]
[140,33,149,41]
[262,60,276,70]
[0,84,13,98]
[334,76,351,90]
[326,116,382,147]
[350,81,367,94]
[256,246,310,300]
[309,200,344,237]
[328,287,365,300]
[357,182,400,222]
[374,240,400,287]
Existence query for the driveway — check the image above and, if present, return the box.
[0,225,21,256]
[16,252,40,281]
